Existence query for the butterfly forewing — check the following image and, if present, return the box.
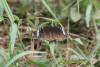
[40,27,53,40]
[52,26,66,41]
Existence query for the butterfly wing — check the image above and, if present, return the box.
[32,26,69,41]
[52,26,68,41]
[32,27,53,41]
[39,27,53,41]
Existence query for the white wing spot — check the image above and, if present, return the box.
[62,28,66,35]
[37,29,39,36]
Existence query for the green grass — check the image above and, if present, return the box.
[0,0,100,67]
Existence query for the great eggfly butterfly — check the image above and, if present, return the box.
[32,26,69,41]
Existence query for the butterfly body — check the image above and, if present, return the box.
[32,26,69,41]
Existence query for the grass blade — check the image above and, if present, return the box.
[85,42,100,64]
[41,0,64,28]
[49,41,59,67]
[74,38,83,45]
[86,4,92,27]
[1,0,14,24]
[5,51,46,67]
[10,23,18,53]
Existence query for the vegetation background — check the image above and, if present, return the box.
[0,0,100,67]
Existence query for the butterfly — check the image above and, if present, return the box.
[32,26,69,41]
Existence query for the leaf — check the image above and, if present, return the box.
[0,55,5,67]
[0,47,10,62]
[74,38,83,45]
[28,20,35,28]
[49,42,55,55]
[0,1,3,15]
[79,0,89,8]
[1,0,14,24]
[70,7,81,22]
[10,23,18,53]
[5,51,46,67]
[34,10,42,16]
[26,17,58,23]
[94,10,100,19]
[0,47,10,67]
[35,18,39,28]
[16,4,29,14]
[13,15,19,21]
[20,0,32,5]
[38,22,49,29]
[69,55,84,60]
[63,1,75,11]
[85,4,92,27]
[39,17,58,23]
[0,16,3,22]
[18,19,22,26]
[37,56,49,63]
[27,59,46,67]
[68,48,82,57]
